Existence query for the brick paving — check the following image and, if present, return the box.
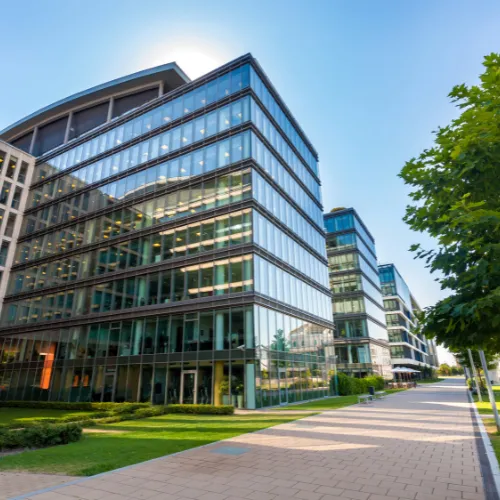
[12,378,486,500]
[0,472,77,500]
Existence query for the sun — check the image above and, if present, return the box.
[150,49,223,81]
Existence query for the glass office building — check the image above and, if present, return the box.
[378,263,438,371]
[0,54,334,408]
[324,208,391,378]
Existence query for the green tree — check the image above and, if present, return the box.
[400,53,500,353]
[438,363,452,376]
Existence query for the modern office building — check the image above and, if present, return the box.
[0,54,334,408]
[0,142,35,318]
[324,208,392,379]
[379,263,438,371]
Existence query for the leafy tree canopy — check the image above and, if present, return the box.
[400,53,500,353]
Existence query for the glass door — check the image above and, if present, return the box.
[180,370,197,404]
[102,371,116,402]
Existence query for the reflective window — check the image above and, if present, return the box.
[11,210,252,293]
[251,133,322,225]
[251,101,320,201]
[69,102,109,140]
[253,210,328,288]
[41,65,250,175]
[18,168,251,261]
[0,240,9,266]
[6,156,17,179]
[254,254,331,322]
[11,187,22,210]
[249,67,318,176]
[4,214,16,238]
[0,182,11,205]
[252,169,325,257]
[2,255,254,325]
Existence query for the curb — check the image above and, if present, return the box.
[468,389,500,500]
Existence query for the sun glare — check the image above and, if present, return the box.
[150,48,223,81]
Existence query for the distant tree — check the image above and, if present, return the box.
[400,53,500,353]
[438,363,452,376]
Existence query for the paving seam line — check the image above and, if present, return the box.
[468,388,500,500]
[7,412,314,500]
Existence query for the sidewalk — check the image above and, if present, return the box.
[14,379,486,500]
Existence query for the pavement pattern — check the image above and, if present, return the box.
[6,378,487,500]
[0,472,77,500]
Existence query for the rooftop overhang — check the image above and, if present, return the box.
[0,62,190,142]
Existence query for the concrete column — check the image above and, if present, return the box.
[215,263,226,296]
[84,220,96,245]
[214,361,224,406]
[28,126,38,156]
[133,320,144,355]
[245,362,256,409]
[107,97,114,122]
[141,238,150,266]
[215,312,224,350]
[64,112,73,144]
[245,308,254,348]
[137,277,147,307]
[158,82,164,97]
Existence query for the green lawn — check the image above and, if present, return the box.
[473,385,500,414]
[483,419,500,463]
[0,413,305,476]
[0,407,95,426]
[277,388,406,411]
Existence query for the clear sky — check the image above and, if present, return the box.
[2,0,499,364]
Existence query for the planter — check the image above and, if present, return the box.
[232,395,237,407]
[237,395,244,409]
[222,395,231,405]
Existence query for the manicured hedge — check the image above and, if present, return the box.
[91,406,166,425]
[0,423,82,451]
[166,404,234,415]
[0,401,150,412]
[335,373,385,396]
[0,411,112,430]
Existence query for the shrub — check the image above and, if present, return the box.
[90,406,166,426]
[364,376,385,391]
[0,401,150,411]
[109,403,148,414]
[334,373,385,396]
[166,404,234,415]
[0,423,82,451]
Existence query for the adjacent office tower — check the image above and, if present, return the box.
[0,54,334,408]
[324,208,392,378]
[378,264,438,371]
[0,142,35,318]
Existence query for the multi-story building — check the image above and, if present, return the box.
[379,263,438,372]
[324,208,391,379]
[0,54,334,408]
[0,142,35,319]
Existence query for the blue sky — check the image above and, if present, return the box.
[1,1,499,362]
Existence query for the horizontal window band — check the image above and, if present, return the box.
[0,291,333,336]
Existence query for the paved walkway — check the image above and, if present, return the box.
[0,472,76,500]
[11,379,487,500]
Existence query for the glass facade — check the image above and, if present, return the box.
[324,209,391,379]
[379,263,437,370]
[0,54,334,407]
